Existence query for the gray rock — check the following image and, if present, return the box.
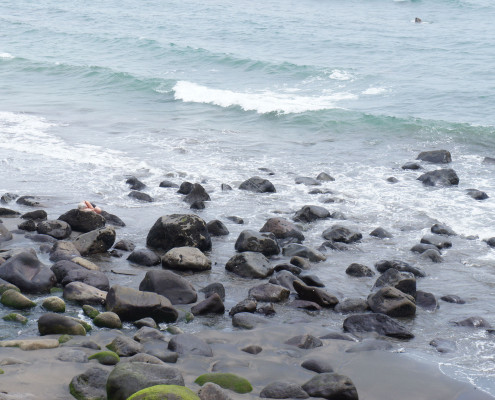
[402,162,422,170]
[287,299,322,311]
[416,150,452,164]
[38,313,86,336]
[316,172,335,181]
[299,272,324,287]
[343,313,414,340]
[126,176,146,190]
[431,223,456,236]
[285,334,322,349]
[146,214,211,252]
[466,189,488,200]
[345,339,393,353]
[295,176,321,186]
[410,243,438,254]
[200,282,225,301]
[58,209,105,233]
[177,181,193,194]
[18,220,37,232]
[49,240,81,262]
[159,180,179,188]
[453,316,491,328]
[101,211,126,227]
[282,244,326,262]
[239,176,276,193]
[293,205,330,223]
[232,312,268,329]
[61,268,110,291]
[106,362,184,400]
[225,252,273,279]
[107,335,143,357]
[73,227,116,256]
[260,217,305,243]
[206,220,229,236]
[127,249,161,266]
[63,281,107,305]
[248,283,290,302]
[302,373,358,400]
[0,223,13,242]
[0,193,18,204]
[128,191,153,202]
[260,381,309,398]
[369,227,393,239]
[387,176,399,183]
[322,225,362,244]
[235,230,280,256]
[301,358,334,373]
[270,270,303,292]
[430,338,457,353]
[167,333,213,357]
[198,382,233,400]
[367,287,416,318]
[221,183,233,191]
[319,331,357,341]
[227,216,244,224]
[293,281,338,308]
[274,263,303,275]
[51,259,85,282]
[241,345,262,354]
[373,268,417,297]
[57,349,88,363]
[440,294,465,304]
[191,293,225,315]
[69,366,110,400]
[229,298,257,316]
[417,169,459,186]
[421,248,443,263]
[16,195,42,207]
[36,220,71,239]
[134,317,158,329]
[141,341,179,363]
[420,235,452,249]
[139,269,197,305]
[335,298,369,314]
[0,207,20,217]
[114,239,135,251]
[93,312,122,329]
[162,246,212,272]
[345,263,374,277]
[184,183,210,204]
[374,259,426,278]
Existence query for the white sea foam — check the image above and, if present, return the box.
[0,52,14,59]
[173,80,357,114]
[362,87,387,95]
[329,69,353,81]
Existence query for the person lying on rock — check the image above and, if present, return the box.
[78,200,102,214]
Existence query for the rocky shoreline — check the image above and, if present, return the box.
[0,149,494,400]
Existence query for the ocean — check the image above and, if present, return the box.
[1,0,495,395]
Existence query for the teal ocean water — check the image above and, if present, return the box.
[1,0,495,395]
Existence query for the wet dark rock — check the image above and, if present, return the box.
[316,172,335,181]
[227,216,244,224]
[191,293,225,315]
[375,259,426,277]
[38,313,86,336]
[106,362,184,400]
[260,381,309,399]
[335,298,369,314]
[345,339,393,353]
[139,270,197,305]
[293,205,330,223]
[0,193,18,204]
[239,176,276,193]
[177,181,193,194]
[368,287,416,318]
[134,317,158,329]
[453,316,492,328]
[259,167,275,175]
[285,334,322,349]
[106,285,178,322]
[416,150,452,164]
[232,312,268,329]
[402,162,422,170]
[128,190,153,202]
[431,223,456,236]
[486,237,495,248]
[241,345,262,355]
[141,341,179,363]
[168,333,213,356]
[302,373,358,400]
[410,243,438,254]
[343,313,414,340]
[18,220,37,231]
[430,338,457,353]
[373,268,416,297]
[235,230,280,256]
[440,294,466,304]
[417,169,459,186]
[0,252,56,293]
[69,366,110,400]
[51,259,84,282]
[301,358,334,374]
[0,207,21,217]
[369,227,393,239]
[293,281,338,308]
[146,214,211,252]
[74,226,116,256]
[321,241,349,251]
[466,188,488,200]
[387,177,399,183]
[127,248,160,266]
[483,157,495,164]
[184,183,210,205]
[416,291,438,311]
[58,209,105,233]
[248,283,289,302]
[36,220,72,239]
[229,298,257,316]
[322,225,362,244]
[260,217,305,243]
[100,211,126,227]
[113,239,135,251]
[206,219,229,236]
[295,176,321,186]
[221,183,233,191]
[133,327,167,343]
[63,281,107,305]
[299,272,325,287]
[288,299,322,311]
[61,268,110,291]
[256,303,276,316]
[269,270,302,292]
[421,248,443,263]
[159,180,179,188]
[16,195,42,207]
[274,263,303,275]
[21,210,47,220]
[421,235,452,250]
[126,176,146,190]
[282,244,326,262]
[346,263,375,278]
[200,282,225,301]
[225,252,273,279]
[319,331,357,341]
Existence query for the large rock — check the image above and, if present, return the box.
[259,217,305,243]
[198,382,233,400]
[239,177,276,193]
[0,252,56,293]
[234,230,280,256]
[139,270,197,305]
[269,270,303,292]
[69,366,110,400]
[1,289,36,309]
[36,220,72,239]
[322,225,362,244]
[49,240,81,262]
[431,223,456,236]
[374,259,426,278]
[260,382,309,399]
[168,333,213,356]
[58,209,106,233]
[345,263,375,277]
[106,362,184,400]
[420,235,452,250]
[367,287,416,318]
[293,205,330,223]
[146,214,211,252]
[417,169,459,186]
[373,268,416,297]
[106,285,178,323]
[293,281,338,308]
[183,183,210,204]
[127,249,161,266]
[285,334,323,349]
[248,283,290,302]
[206,220,229,236]
[73,227,116,256]
[302,373,358,400]
[232,312,268,329]
[225,252,273,279]
[51,259,85,282]
[416,150,452,164]
[63,281,107,305]
[38,313,86,336]
[162,246,211,272]
[282,244,326,262]
[0,223,12,242]
[128,385,200,400]
[343,313,414,340]
[0,207,20,217]
[107,335,143,357]
[191,293,225,315]
[61,268,110,291]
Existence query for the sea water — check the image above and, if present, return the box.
[1,0,495,395]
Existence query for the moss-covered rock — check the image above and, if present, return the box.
[93,311,122,329]
[88,350,120,365]
[67,316,92,332]
[0,281,20,295]
[59,334,73,344]
[1,289,36,309]
[38,313,86,336]
[194,373,252,394]
[127,385,200,400]
[2,312,28,324]
[50,287,64,294]
[0,368,4,374]
[43,296,66,313]
[83,304,100,319]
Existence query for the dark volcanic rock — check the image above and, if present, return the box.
[100,211,126,227]
[466,189,489,200]
[239,176,276,193]
[346,263,375,278]
[184,183,211,205]
[302,373,358,400]
[367,287,416,318]
[440,294,466,304]
[127,248,161,266]
[322,225,362,244]
[374,259,426,277]
[227,216,244,224]
[126,176,146,190]
[343,313,414,340]
[369,227,393,239]
[431,223,456,236]
[61,268,110,291]
[416,290,438,311]
[38,313,86,336]
[128,191,154,202]
[73,227,116,256]
[21,210,47,220]
[387,177,399,183]
[18,220,37,232]
[200,282,225,301]
[421,248,443,263]
[288,299,322,311]
[106,285,178,322]
[235,230,280,256]
[146,214,211,252]
[206,219,229,236]
[416,150,452,164]
[260,217,305,243]
[373,268,416,297]
[0,207,21,217]
[221,183,233,191]
[36,220,72,239]
[410,243,438,254]
[177,181,193,195]
[420,235,452,249]
[248,283,290,302]
[225,252,273,279]
[0,252,56,293]
[293,205,330,223]
[453,316,492,328]
[316,172,335,181]
[299,272,324,287]
[260,381,309,399]
[191,293,225,315]
[159,180,179,188]
[417,169,459,186]
[229,298,257,316]
[335,298,369,314]
[69,366,110,400]
[293,281,338,308]
[139,270,197,305]
[51,259,84,282]
[285,334,322,349]
[58,209,105,233]
[16,195,42,207]
[114,239,135,251]
[402,162,422,170]
[301,358,334,373]
[168,333,213,356]
[282,244,326,262]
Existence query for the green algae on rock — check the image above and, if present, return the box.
[194,373,253,394]
[88,350,120,365]
[42,296,66,313]
[126,385,200,400]
[1,289,36,309]
[2,312,28,324]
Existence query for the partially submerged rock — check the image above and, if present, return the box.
[195,373,253,394]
